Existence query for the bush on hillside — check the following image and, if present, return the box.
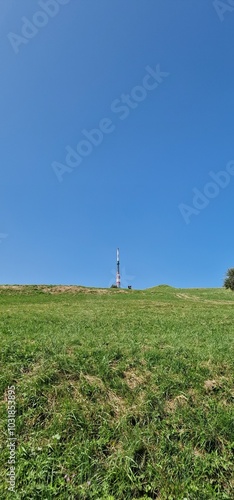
[223,268,234,291]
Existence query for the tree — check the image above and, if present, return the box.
[223,268,234,291]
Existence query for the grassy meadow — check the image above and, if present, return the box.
[0,284,234,499]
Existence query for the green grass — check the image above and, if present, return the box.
[0,284,234,499]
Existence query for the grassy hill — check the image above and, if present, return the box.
[0,285,234,499]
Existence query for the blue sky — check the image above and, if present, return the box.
[1,0,234,289]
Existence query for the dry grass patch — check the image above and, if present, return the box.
[176,293,200,301]
[123,368,151,390]
[41,286,86,294]
[107,390,127,417]
[204,378,227,392]
[0,285,25,290]
[200,359,214,369]
[193,448,205,458]
[67,380,87,399]
[83,375,105,389]
[123,370,144,389]
[203,299,234,305]
[187,388,199,404]
[164,394,188,413]
[18,360,48,380]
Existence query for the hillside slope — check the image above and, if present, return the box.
[0,286,234,499]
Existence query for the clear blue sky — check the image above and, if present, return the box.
[1,0,234,289]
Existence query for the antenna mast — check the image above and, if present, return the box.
[116,248,121,288]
